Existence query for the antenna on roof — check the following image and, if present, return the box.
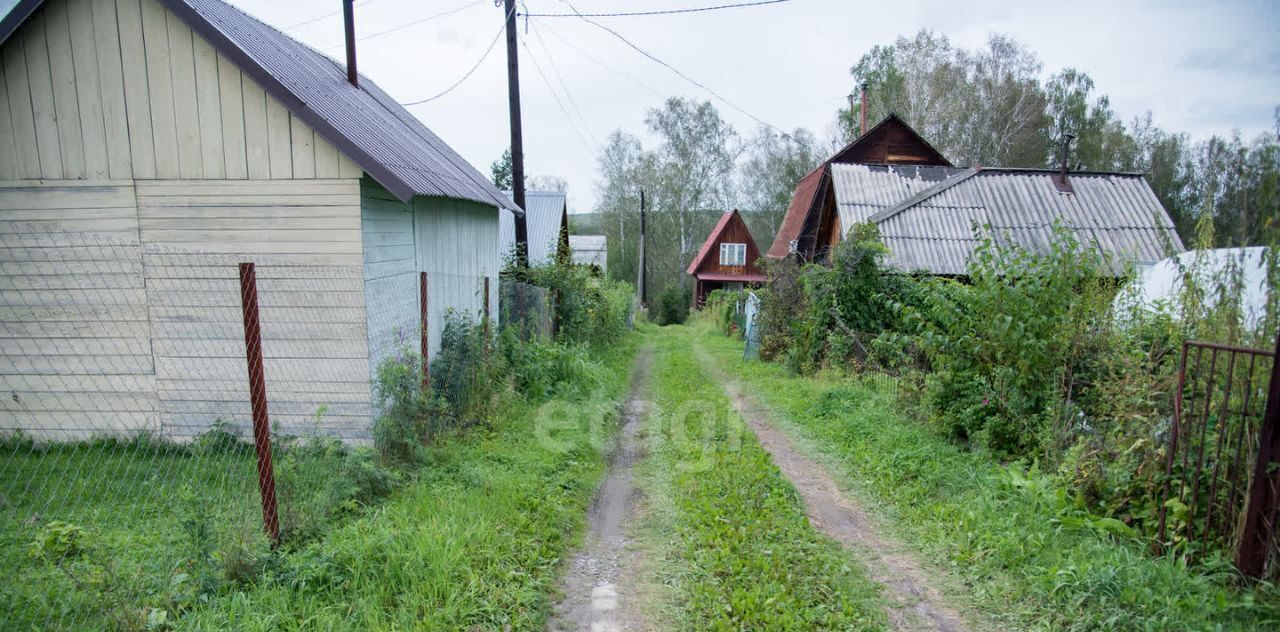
[343,0,358,86]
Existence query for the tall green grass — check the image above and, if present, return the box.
[636,325,884,630]
[699,326,1280,631]
[180,336,640,630]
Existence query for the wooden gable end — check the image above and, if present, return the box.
[829,114,952,167]
[691,210,763,278]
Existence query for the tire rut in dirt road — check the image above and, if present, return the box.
[547,346,654,632]
[693,342,969,632]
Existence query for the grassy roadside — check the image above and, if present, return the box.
[177,335,640,631]
[698,324,1280,630]
[633,324,885,630]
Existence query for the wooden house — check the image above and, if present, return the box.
[767,114,952,262]
[687,209,765,308]
[767,114,1184,273]
[0,0,520,440]
[500,190,569,266]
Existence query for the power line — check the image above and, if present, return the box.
[282,0,378,32]
[521,0,791,18]
[322,0,486,51]
[527,24,598,147]
[536,19,666,101]
[552,1,800,144]
[522,39,594,152]
[401,1,515,106]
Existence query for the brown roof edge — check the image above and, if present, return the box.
[828,113,953,167]
[766,164,829,259]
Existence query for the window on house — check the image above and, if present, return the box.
[719,243,746,266]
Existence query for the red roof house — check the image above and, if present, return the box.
[687,209,766,308]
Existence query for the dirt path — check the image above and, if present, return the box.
[694,342,969,632]
[547,347,653,632]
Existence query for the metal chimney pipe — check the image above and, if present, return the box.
[343,0,357,86]
[1060,132,1076,177]
[859,82,869,135]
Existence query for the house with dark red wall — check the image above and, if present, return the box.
[687,209,766,308]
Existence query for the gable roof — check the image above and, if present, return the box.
[829,166,1187,275]
[766,164,827,259]
[499,191,567,265]
[687,209,759,275]
[0,0,519,211]
[829,114,953,167]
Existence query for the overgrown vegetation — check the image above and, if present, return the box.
[183,335,640,630]
[700,328,1280,630]
[635,326,884,629]
[751,219,1279,568]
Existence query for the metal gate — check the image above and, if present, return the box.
[1156,337,1280,578]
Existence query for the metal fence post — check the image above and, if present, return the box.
[483,276,491,350]
[1237,334,1280,577]
[420,271,430,389]
[238,262,281,547]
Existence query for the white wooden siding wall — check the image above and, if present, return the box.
[0,0,362,182]
[137,179,372,439]
[359,179,500,380]
[0,181,158,438]
[413,194,500,357]
[360,179,417,394]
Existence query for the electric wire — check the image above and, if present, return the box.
[282,0,378,32]
[400,1,515,106]
[522,39,595,152]
[321,0,486,51]
[536,19,666,100]
[527,23,598,147]
[552,0,800,144]
[521,0,791,18]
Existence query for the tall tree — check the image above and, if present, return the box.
[739,126,821,243]
[490,148,513,190]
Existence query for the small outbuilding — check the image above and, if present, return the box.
[687,209,765,308]
[569,235,608,273]
[500,190,569,266]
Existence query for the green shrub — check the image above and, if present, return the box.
[654,283,688,325]
[905,223,1112,455]
[512,259,634,346]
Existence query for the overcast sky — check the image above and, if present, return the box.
[222,0,1279,214]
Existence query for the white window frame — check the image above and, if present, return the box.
[719,242,747,266]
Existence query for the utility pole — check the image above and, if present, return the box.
[503,0,529,268]
[638,190,647,307]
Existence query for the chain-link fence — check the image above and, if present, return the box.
[499,278,555,342]
[1,229,505,629]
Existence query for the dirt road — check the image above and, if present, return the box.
[547,347,653,632]
[694,342,969,632]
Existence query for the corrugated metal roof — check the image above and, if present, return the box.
[0,0,519,210]
[499,191,567,265]
[830,163,969,230]
[847,168,1187,275]
[569,235,607,270]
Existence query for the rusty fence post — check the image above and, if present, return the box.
[238,262,281,547]
[420,271,430,389]
[482,276,491,352]
[1237,334,1280,577]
